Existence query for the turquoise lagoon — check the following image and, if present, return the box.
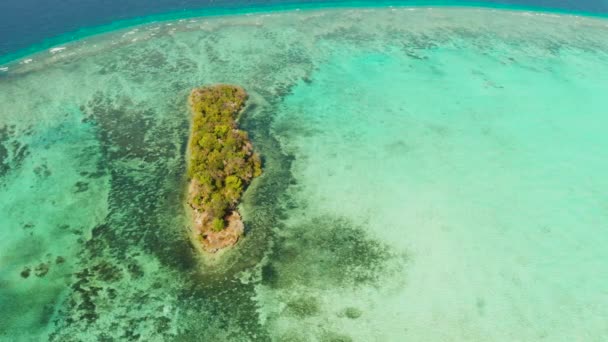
[1,6,608,341]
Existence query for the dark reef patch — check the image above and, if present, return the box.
[50,90,197,339]
[74,181,89,193]
[0,127,9,176]
[91,261,123,283]
[0,124,30,180]
[34,263,50,277]
[126,261,144,279]
[33,163,52,178]
[320,331,353,342]
[342,307,362,319]
[286,296,321,318]
[20,267,31,278]
[262,215,397,289]
[277,331,309,342]
[319,26,375,45]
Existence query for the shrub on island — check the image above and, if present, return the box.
[188,85,261,243]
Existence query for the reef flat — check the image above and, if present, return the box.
[187,85,261,253]
[1,7,608,341]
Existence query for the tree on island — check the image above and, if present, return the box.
[188,85,262,233]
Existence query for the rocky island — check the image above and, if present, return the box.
[187,85,262,253]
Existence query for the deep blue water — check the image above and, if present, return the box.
[1,0,608,62]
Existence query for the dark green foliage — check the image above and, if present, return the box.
[211,218,226,232]
[188,85,262,229]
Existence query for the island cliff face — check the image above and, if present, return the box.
[187,85,262,253]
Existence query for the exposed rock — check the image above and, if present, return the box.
[191,210,244,253]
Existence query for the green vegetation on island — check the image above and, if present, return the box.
[187,85,261,252]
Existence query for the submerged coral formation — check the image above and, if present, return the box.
[3,7,608,341]
[187,85,262,252]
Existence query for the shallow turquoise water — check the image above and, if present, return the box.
[1,7,608,341]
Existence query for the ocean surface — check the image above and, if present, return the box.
[2,0,608,63]
[1,3,608,342]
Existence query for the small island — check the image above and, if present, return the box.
[187,85,262,253]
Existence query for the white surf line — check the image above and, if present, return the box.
[0,67,8,72]
[49,47,67,54]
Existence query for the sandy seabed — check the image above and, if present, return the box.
[1,7,608,341]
